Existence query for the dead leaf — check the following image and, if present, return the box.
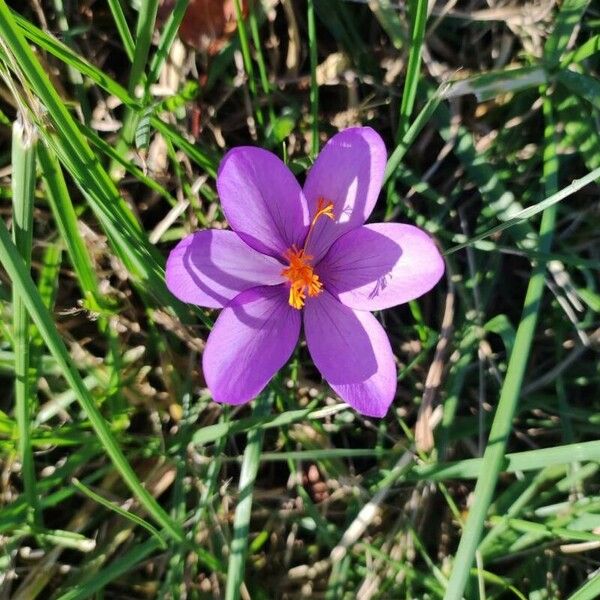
[159,0,248,55]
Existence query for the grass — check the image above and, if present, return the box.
[0,1,599,598]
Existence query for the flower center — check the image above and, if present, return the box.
[281,198,335,309]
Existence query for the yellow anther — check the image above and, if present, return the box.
[282,198,335,309]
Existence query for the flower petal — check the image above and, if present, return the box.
[303,127,387,262]
[304,291,396,417]
[166,230,285,308]
[203,285,300,405]
[318,223,445,311]
[217,147,309,258]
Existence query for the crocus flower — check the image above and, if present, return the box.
[166,128,444,417]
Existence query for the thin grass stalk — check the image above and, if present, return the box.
[51,0,91,123]
[307,0,319,157]
[119,0,160,147]
[233,0,264,128]
[38,144,124,415]
[107,0,135,61]
[0,215,184,543]
[225,394,270,600]
[129,0,160,95]
[397,0,428,138]
[444,165,600,256]
[146,0,189,93]
[247,1,275,128]
[11,115,39,525]
[442,92,560,600]
[384,84,446,185]
[37,143,105,310]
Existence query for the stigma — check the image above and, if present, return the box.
[281,197,335,309]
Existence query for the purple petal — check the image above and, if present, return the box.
[202,285,300,405]
[166,230,285,308]
[304,291,396,417]
[217,147,309,259]
[303,127,387,262]
[318,224,445,311]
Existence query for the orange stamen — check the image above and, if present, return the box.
[281,198,335,309]
[281,246,323,309]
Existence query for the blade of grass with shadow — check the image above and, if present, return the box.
[119,0,159,145]
[36,143,107,312]
[11,116,39,526]
[146,0,190,94]
[233,0,263,129]
[71,478,167,549]
[307,0,319,156]
[566,572,600,600]
[397,0,428,138]
[444,164,600,256]
[556,69,600,112]
[107,0,134,61]
[544,0,591,66]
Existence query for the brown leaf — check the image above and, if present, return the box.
[159,0,248,55]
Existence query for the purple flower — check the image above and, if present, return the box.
[166,128,444,417]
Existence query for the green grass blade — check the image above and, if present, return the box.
[560,33,600,66]
[107,0,135,61]
[71,478,167,548]
[443,93,560,600]
[225,395,270,600]
[0,216,183,543]
[55,537,162,600]
[233,0,263,128]
[556,70,600,111]
[247,4,275,128]
[307,0,319,157]
[128,0,159,96]
[118,0,159,151]
[146,0,189,92]
[566,573,600,600]
[11,116,39,525]
[413,440,600,481]
[36,143,106,311]
[384,84,446,184]
[445,164,600,255]
[397,0,428,138]
[544,0,591,65]
[558,93,600,171]
[443,65,547,102]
